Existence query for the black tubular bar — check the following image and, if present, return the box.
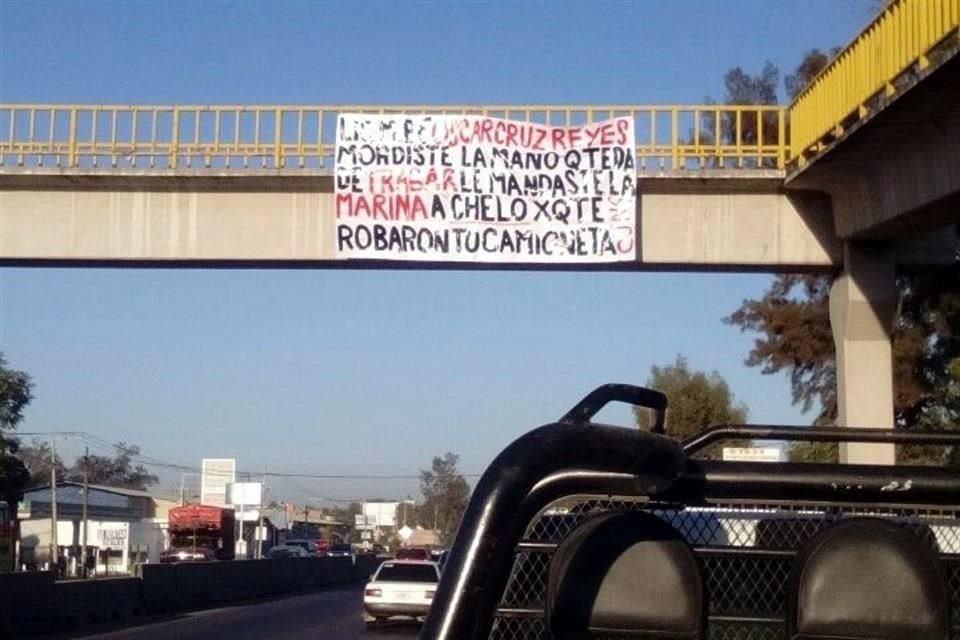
[506,461,960,508]
[517,543,799,559]
[418,422,684,640]
[665,459,960,504]
[558,383,668,433]
[683,424,960,455]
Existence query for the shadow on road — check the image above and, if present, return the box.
[29,584,366,639]
[365,618,423,636]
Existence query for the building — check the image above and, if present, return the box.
[284,503,349,542]
[19,482,171,575]
[357,501,402,545]
[406,527,441,548]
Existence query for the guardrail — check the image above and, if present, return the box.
[0,104,788,173]
[789,0,960,163]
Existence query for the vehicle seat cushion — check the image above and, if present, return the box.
[788,517,950,640]
[547,510,703,639]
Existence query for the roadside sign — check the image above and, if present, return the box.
[722,447,783,462]
[96,522,129,550]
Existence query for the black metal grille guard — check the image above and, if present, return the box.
[420,384,960,640]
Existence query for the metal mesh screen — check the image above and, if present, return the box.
[490,617,547,640]
[501,552,550,608]
[492,497,960,640]
[702,554,791,616]
[948,562,960,633]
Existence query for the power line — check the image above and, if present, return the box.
[12,430,483,480]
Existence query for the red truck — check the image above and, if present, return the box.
[162,504,236,562]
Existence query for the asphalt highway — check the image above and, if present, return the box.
[64,584,421,640]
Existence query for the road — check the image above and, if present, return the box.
[65,584,421,640]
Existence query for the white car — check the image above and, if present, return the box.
[362,559,440,630]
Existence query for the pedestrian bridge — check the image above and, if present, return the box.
[0,0,957,462]
[1,0,957,266]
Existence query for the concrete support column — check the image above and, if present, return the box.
[829,242,897,464]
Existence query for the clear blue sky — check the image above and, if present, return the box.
[0,0,874,503]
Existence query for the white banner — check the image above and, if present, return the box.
[335,114,636,263]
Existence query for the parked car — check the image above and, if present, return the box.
[328,542,354,558]
[316,539,330,556]
[281,539,319,556]
[395,546,431,561]
[363,560,440,630]
[266,544,311,559]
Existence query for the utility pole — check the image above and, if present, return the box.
[236,479,245,559]
[255,471,265,559]
[81,446,89,579]
[49,437,58,575]
[177,472,199,506]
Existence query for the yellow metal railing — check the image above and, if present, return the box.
[2,4,955,176]
[789,0,960,162]
[0,104,788,173]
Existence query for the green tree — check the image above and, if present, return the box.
[705,42,960,465]
[0,354,33,509]
[696,48,837,170]
[17,439,67,489]
[0,437,29,505]
[635,356,748,459]
[0,353,32,431]
[726,268,960,464]
[785,49,837,100]
[420,453,470,546]
[696,61,781,168]
[67,443,159,490]
[722,61,780,159]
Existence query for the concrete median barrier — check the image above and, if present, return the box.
[2,555,378,636]
[140,563,179,611]
[97,577,145,620]
[0,571,57,635]
[0,574,141,636]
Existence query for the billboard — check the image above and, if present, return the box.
[336,114,636,263]
[363,502,399,528]
[228,482,262,523]
[201,458,236,507]
[226,482,262,507]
